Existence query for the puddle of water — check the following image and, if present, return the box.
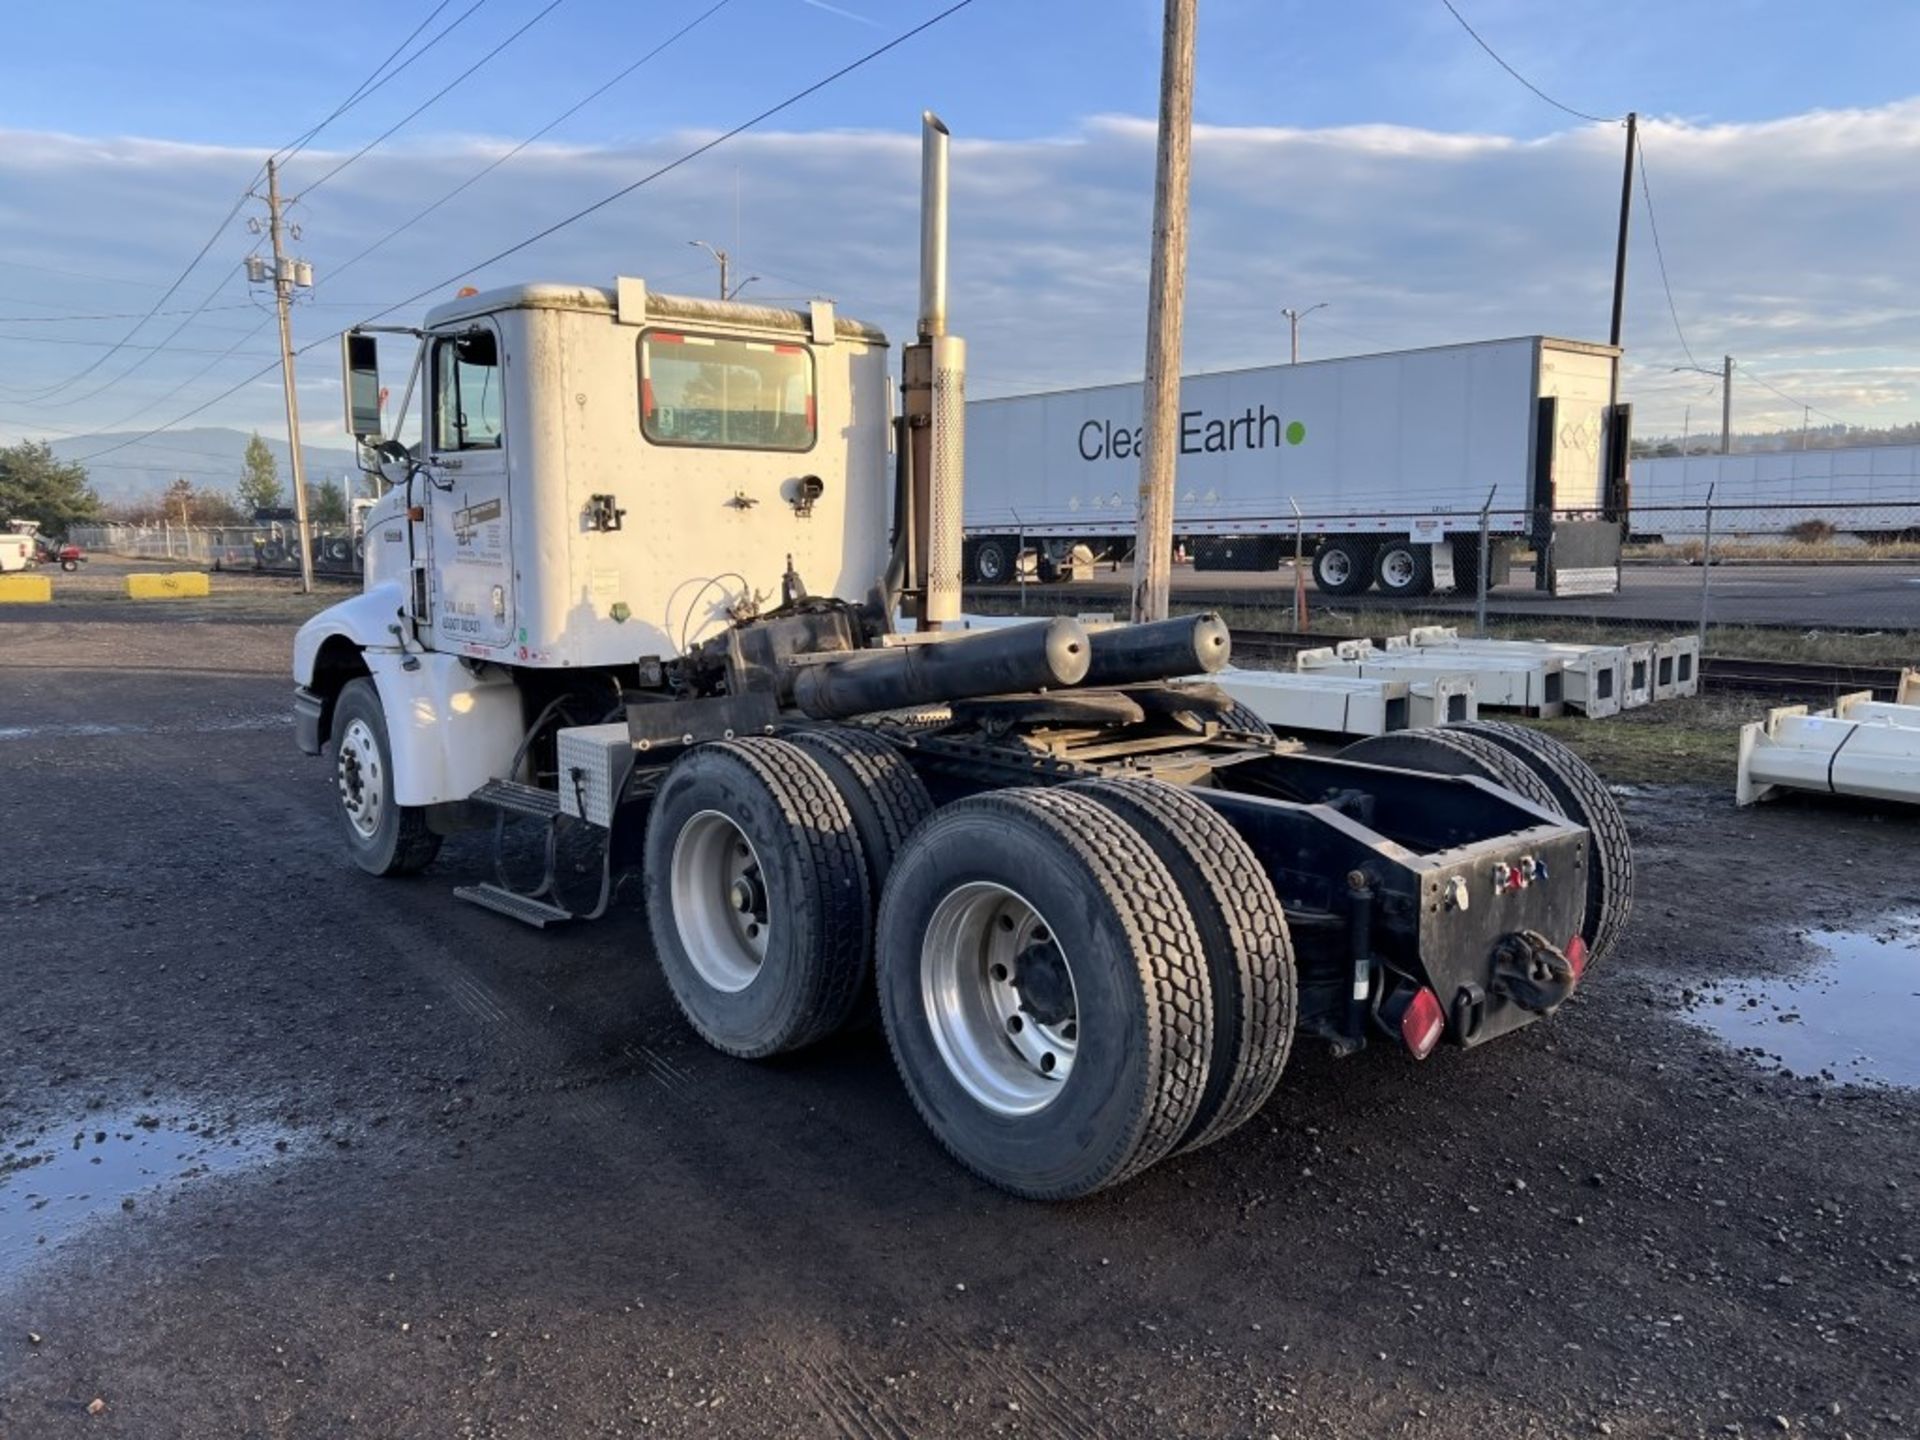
[0,1109,294,1283]
[1683,918,1920,1089]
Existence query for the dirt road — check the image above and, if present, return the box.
[1,606,1915,1438]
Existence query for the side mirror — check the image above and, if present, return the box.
[342,332,383,443]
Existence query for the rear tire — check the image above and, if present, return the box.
[330,678,442,877]
[644,738,871,1058]
[1442,720,1634,965]
[1312,537,1373,596]
[970,537,1014,585]
[785,727,933,890]
[1374,541,1434,598]
[876,788,1213,1199]
[1069,778,1295,1151]
[1219,698,1275,738]
[1337,728,1561,816]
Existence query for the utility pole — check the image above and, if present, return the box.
[1608,113,1637,354]
[1130,0,1197,624]
[1281,302,1327,365]
[1721,354,1734,454]
[261,159,314,594]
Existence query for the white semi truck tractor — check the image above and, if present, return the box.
[292,114,1631,1199]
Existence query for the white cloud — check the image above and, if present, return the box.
[1,97,1916,452]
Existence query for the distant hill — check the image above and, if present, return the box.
[47,427,361,505]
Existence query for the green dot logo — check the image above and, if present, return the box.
[1285,421,1306,446]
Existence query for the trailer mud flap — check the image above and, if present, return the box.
[1549,519,1622,596]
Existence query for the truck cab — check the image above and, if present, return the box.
[295,281,893,813]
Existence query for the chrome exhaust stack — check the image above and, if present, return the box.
[904,111,965,630]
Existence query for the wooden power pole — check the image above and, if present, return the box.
[265,158,315,594]
[1130,0,1197,624]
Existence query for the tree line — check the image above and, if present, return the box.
[0,431,348,535]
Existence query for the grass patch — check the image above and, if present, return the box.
[1511,694,1756,788]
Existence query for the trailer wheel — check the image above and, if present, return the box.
[644,738,871,1058]
[1312,537,1374,596]
[876,788,1213,1199]
[330,678,442,877]
[260,540,287,565]
[1443,720,1634,966]
[1219,698,1275,738]
[1069,778,1295,1151]
[970,537,1015,584]
[1373,541,1434,598]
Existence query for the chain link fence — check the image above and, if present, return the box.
[68,522,365,577]
[971,498,1920,669]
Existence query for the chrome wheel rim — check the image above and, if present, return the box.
[920,882,1078,1116]
[1320,548,1352,586]
[670,810,769,993]
[978,545,1004,581]
[336,717,384,840]
[1380,547,1416,589]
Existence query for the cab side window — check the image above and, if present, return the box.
[433,329,504,451]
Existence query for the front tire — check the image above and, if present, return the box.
[876,788,1213,1199]
[330,678,442,877]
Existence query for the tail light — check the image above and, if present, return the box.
[1382,986,1446,1061]
[1566,935,1588,982]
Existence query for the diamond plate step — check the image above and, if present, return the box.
[470,778,561,819]
[453,883,571,928]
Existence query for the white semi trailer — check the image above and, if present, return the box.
[290,115,1630,1200]
[963,336,1631,598]
[1629,442,1920,541]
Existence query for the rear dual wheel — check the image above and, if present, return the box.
[877,783,1295,1198]
[876,788,1215,1198]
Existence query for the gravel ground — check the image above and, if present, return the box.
[0,601,1915,1439]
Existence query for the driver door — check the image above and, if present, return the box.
[423,322,515,651]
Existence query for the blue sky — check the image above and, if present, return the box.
[2,0,1917,464]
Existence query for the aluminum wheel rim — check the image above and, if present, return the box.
[920,882,1078,1117]
[1380,547,1416,589]
[978,546,1005,580]
[336,717,384,840]
[1320,548,1352,586]
[670,810,770,993]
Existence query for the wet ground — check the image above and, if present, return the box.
[1,605,1917,1439]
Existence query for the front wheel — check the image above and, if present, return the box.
[60,559,78,572]
[330,678,442,876]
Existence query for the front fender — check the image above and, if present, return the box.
[293,582,409,687]
[359,650,525,807]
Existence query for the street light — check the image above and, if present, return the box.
[688,239,757,301]
[1280,302,1328,364]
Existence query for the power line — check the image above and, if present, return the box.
[1738,365,1854,428]
[1436,0,1621,125]
[323,0,737,286]
[1634,139,1699,372]
[0,332,274,357]
[294,0,567,202]
[351,0,975,329]
[274,0,462,165]
[69,0,977,466]
[0,303,260,324]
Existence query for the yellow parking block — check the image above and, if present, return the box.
[0,573,53,603]
[126,571,212,600]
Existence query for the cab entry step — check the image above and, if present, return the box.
[453,883,571,928]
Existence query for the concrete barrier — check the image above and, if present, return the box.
[0,574,53,603]
[126,571,212,600]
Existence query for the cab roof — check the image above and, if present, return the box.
[422,281,887,346]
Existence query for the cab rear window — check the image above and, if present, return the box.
[639,331,815,452]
